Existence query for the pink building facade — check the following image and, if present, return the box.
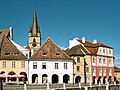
[68,37,114,84]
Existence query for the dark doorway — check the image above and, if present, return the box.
[97,76,101,84]
[32,74,38,83]
[19,72,27,81]
[0,71,5,82]
[108,76,112,84]
[42,74,48,83]
[52,74,59,83]
[93,76,96,84]
[8,71,16,81]
[63,74,69,83]
[75,76,81,83]
[103,76,106,84]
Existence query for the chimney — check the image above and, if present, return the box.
[9,27,13,40]
[82,37,86,43]
[93,39,97,44]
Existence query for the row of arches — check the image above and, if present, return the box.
[0,71,27,82]
[93,76,112,84]
[32,74,70,84]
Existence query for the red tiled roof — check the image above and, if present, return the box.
[30,37,73,60]
[77,39,95,47]
[77,39,112,55]
[94,42,112,49]
[0,35,26,60]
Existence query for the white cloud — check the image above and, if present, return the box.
[115,55,120,60]
[59,46,67,50]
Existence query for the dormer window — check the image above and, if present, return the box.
[42,52,47,56]
[5,52,10,55]
[56,52,60,55]
[14,52,18,55]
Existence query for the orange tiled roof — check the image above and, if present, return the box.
[30,37,73,60]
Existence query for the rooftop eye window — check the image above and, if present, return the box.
[14,52,18,55]
[56,52,60,55]
[5,52,10,55]
[42,52,47,56]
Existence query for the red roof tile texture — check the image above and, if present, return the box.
[30,37,73,60]
[0,35,26,60]
[77,39,112,55]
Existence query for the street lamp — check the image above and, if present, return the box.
[84,58,87,84]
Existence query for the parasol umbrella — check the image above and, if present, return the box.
[9,74,25,78]
[0,74,10,78]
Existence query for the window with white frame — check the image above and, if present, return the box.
[93,58,96,64]
[109,49,112,54]
[103,58,106,64]
[93,68,96,73]
[55,63,58,69]
[42,62,46,69]
[33,62,37,69]
[86,66,89,72]
[109,68,112,73]
[99,58,102,64]
[109,59,112,65]
[64,63,67,69]
[77,57,80,63]
[2,61,6,68]
[99,68,102,73]
[12,60,15,67]
[77,66,80,71]
[103,68,106,73]
[21,61,25,68]
[103,48,106,53]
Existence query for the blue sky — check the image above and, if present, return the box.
[0,0,120,65]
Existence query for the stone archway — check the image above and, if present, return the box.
[97,76,101,84]
[63,74,70,83]
[52,74,59,83]
[8,71,16,81]
[75,76,81,83]
[108,76,112,84]
[103,76,106,84]
[19,72,27,81]
[32,74,38,84]
[0,71,5,82]
[93,76,96,84]
[42,74,48,83]
[0,71,5,74]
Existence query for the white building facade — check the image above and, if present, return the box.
[28,59,74,84]
[28,37,74,84]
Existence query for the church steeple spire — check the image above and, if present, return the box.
[29,8,40,36]
[28,8,41,51]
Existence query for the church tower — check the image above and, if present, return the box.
[28,8,41,52]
